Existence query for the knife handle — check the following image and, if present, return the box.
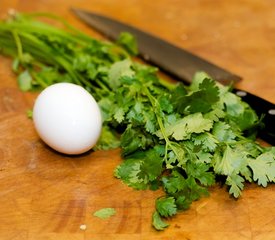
[233,89,275,145]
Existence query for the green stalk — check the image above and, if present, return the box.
[11,30,23,60]
[2,17,88,47]
[0,11,122,95]
[144,86,182,163]
[22,12,94,43]
[31,72,50,88]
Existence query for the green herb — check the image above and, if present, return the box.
[26,109,33,119]
[116,32,138,56]
[93,208,116,219]
[0,12,274,231]
[17,69,32,91]
[152,211,169,230]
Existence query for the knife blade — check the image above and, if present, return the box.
[72,8,241,85]
[72,8,275,145]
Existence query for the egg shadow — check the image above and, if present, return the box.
[37,138,96,159]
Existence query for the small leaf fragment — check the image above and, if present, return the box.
[93,208,116,219]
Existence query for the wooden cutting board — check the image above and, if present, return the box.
[0,1,274,239]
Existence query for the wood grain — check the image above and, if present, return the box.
[0,0,274,239]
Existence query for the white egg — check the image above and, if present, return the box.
[33,83,102,155]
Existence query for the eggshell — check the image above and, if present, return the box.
[33,83,102,154]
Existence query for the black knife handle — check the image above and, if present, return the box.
[233,88,275,145]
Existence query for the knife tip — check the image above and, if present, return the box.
[70,7,86,15]
[70,7,80,13]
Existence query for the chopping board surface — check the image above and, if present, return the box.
[0,1,275,239]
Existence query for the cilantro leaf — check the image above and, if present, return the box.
[186,162,215,187]
[162,170,186,194]
[159,113,213,140]
[170,83,188,111]
[165,143,186,169]
[185,176,210,201]
[226,174,245,198]
[212,122,236,143]
[174,78,220,114]
[143,111,157,133]
[114,107,125,123]
[175,195,193,210]
[18,70,32,91]
[193,132,218,152]
[223,92,259,132]
[94,125,120,150]
[73,54,92,71]
[156,197,177,217]
[120,126,154,156]
[116,32,138,56]
[115,147,164,190]
[223,92,245,116]
[158,95,173,114]
[213,145,248,176]
[163,170,210,206]
[141,147,165,181]
[248,149,275,187]
[152,211,169,231]
[204,107,226,122]
[190,71,211,89]
[108,59,134,89]
[195,150,213,164]
[114,159,148,190]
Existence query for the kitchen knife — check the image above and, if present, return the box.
[72,8,275,145]
[72,9,241,85]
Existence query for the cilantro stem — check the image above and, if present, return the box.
[22,12,93,43]
[31,72,50,88]
[11,30,23,60]
[144,86,182,163]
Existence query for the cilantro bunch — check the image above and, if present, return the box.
[1,12,274,231]
[110,69,275,230]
